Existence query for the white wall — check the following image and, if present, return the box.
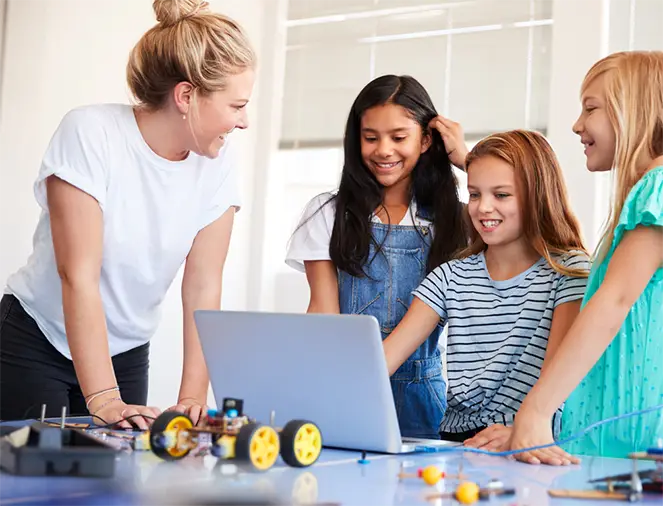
[0,0,275,409]
[245,0,289,312]
[546,0,611,251]
[282,1,553,144]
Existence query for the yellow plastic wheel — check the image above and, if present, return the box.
[149,411,194,461]
[236,423,280,471]
[163,415,193,458]
[280,420,323,468]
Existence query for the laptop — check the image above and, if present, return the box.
[194,310,459,454]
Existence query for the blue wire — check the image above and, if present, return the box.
[416,403,663,457]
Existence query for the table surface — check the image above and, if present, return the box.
[1,418,661,506]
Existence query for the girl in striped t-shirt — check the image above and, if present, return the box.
[383,130,590,452]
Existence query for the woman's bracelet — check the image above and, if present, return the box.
[85,386,120,409]
[90,396,122,415]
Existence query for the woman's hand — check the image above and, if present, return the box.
[166,398,208,426]
[429,116,469,169]
[89,395,161,430]
[508,409,580,466]
[464,424,512,452]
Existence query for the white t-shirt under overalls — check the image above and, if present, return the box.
[6,104,241,359]
[286,192,432,272]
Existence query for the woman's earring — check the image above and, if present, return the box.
[182,114,186,120]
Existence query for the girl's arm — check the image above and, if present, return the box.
[287,194,337,313]
[464,299,582,450]
[48,177,159,429]
[383,297,441,375]
[539,300,582,373]
[304,260,340,313]
[174,207,235,424]
[510,225,663,465]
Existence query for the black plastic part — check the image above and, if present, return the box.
[234,422,261,470]
[149,411,193,461]
[279,420,321,468]
[479,487,517,500]
[222,398,244,416]
[0,422,117,477]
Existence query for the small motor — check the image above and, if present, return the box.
[222,398,244,418]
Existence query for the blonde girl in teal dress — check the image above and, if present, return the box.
[506,50,663,464]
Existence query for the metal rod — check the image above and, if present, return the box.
[60,406,66,429]
[630,457,643,501]
[40,404,46,423]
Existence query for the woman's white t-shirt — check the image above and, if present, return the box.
[6,104,240,359]
[285,192,433,272]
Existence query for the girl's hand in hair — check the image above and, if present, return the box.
[429,116,469,169]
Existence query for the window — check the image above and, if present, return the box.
[282,0,553,149]
[609,0,663,53]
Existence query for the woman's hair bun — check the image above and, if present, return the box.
[153,0,208,27]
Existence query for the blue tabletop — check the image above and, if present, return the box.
[1,419,661,506]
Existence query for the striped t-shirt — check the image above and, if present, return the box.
[412,251,590,435]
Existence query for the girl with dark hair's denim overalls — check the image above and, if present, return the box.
[338,209,447,439]
[286,74,469,439]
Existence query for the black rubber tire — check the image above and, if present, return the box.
[234,422,281,471]
[149,411,193,461]
[279,420,322,468]
[235,422,261,470]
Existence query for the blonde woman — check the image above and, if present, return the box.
[0,0,255,428]
[509,51,663,464]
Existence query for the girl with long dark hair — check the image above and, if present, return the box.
[286,75,469,438]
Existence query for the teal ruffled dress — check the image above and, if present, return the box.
[560,166,663,458]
